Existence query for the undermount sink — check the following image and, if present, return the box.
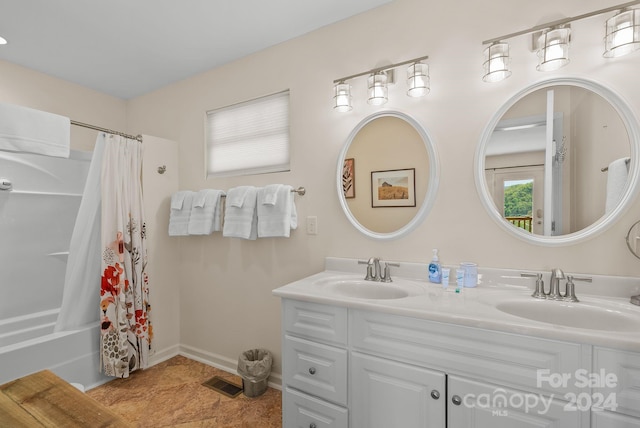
[496,298,640,332]
[312,276,424,300]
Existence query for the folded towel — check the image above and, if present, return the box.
[257,185,298,238]
[188,189,225,235]
[227,186,251,208]
[0,102,70,158]
[223,186,258,240]
[169,191,195,236]
[262,184,282,206]
[605,157,630,213]
[171,191,188,209]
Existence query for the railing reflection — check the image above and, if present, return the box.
[506,216,532,233]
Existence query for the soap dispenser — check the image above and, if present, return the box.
[428,249,442,284]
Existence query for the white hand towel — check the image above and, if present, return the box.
[188,189,225,235]
[171,191,188,209]
[169,191,194,236]
[223,186,258,240]
[227,186,251,208]
[257,185,298,238]
[605,157,630,213]
[0,102,70,158]
[262,184,282,206]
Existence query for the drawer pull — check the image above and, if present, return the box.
[430,390,440,400]
[310,424,317,428]
[309,367,316,375]
[452,395,462,406]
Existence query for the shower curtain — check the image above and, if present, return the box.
[100,133,152,378]
[54,137,105,331]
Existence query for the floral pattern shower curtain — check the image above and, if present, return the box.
[100,133,152,378]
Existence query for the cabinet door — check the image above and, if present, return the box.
[592,410,640,427]
[448,375,583,428]
[350,352,445,428]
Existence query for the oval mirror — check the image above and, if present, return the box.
[476,77,640,246]
[336,111,439,240]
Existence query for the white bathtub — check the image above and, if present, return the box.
[0,321,110,388]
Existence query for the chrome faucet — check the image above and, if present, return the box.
[548,268,565,300]
[358,257,381,281]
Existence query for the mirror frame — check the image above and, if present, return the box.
[475,77,640,246]
[336,110,440,240]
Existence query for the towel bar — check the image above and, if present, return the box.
[601,158,630,172]
[220,186,306,197]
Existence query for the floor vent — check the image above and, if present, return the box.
[202,376,243,398]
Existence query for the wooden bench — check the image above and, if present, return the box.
[0,369,130,427]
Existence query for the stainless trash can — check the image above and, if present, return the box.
[237,348,273,397]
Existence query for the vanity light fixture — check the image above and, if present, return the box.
[0,36,7,45]
[482,42,512,83]
[535,26,571,71]
[332,54,429,112]
[333,82,353,112]
[406,62,430,97]
[482,0,640,82]
[604,8,640,57]
[367,71,388,105]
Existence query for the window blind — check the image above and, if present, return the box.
[206,90,290,177]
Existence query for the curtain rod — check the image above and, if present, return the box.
[70,120,143,142]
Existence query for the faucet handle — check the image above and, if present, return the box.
[522,273,546,299]
[564,276,579,302]
[563,275,591,303]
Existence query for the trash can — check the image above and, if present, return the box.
[237,348,273,397]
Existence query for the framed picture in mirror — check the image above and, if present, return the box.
[343,158,355,198]
[371,168,416,207]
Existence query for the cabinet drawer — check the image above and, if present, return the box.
[350,309,586,396]
[593,347,640,418]
[284,299,348,346]
[284,387,348,428]
[284,335,348,405]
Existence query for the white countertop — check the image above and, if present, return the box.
[272,257,640,352]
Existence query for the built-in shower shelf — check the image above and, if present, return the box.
[1,190,82,197]
[47,252,69,259]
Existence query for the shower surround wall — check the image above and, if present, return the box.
[0,150,99,384]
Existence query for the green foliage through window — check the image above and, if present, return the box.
[504,181,533,217]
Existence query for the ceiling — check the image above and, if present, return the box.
[0,0,392,100]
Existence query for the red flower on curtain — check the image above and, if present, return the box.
[134,309,148,336]
[101,263,131,296]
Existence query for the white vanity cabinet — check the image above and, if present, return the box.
[280,298,640,428]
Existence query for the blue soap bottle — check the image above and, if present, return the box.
[428,249,442,284]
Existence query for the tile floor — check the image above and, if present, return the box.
[86,355,282,427]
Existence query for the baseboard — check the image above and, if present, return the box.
[149,344,180,367]
[179,344,282,390]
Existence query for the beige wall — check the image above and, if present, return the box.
[5,0,640,381]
